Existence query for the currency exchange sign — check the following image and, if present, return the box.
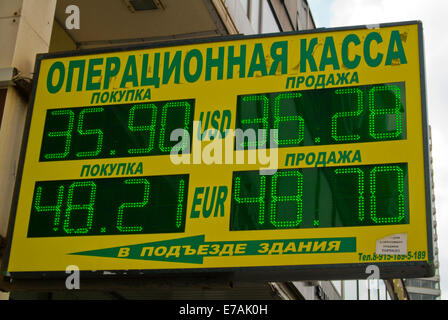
[5,21,434,280]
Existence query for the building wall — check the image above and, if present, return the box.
[405,127,441,300]
[0,0,57,300]
[229,0,315,35]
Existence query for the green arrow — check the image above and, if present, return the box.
[70,235,206,264]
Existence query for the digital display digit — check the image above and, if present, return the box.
[39,99,194,161]
[28,174,189,237]
[235,82,406,149]
[230,163,409,231]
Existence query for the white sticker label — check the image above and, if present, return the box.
[376,233,407,255]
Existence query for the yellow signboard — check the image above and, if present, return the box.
[5,21,434,280]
